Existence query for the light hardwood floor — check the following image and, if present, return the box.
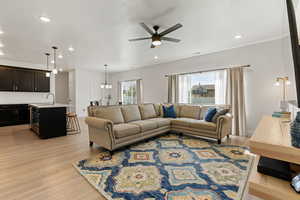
[0,119,257,200]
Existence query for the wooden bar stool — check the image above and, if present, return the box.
[67,112,81,135]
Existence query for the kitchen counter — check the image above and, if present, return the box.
[29,103,69,108]
[30,105,67,139]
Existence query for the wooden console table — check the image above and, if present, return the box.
[248,116,300,200]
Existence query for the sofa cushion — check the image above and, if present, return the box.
[190,120,217,131]
[212,108,230,123]
[148,118,171,127]
[200,105,230,120]
[163,105,177,118]
[139,104,157,119]
[114,123,140,138]
[180,105,201,119]
[130,120,158,132]
[121,105,142,122]
[94,106,124,124]
[162,104,181,117]
[204,108,217,122]
[171,118,195,127]
[153,103,162,117]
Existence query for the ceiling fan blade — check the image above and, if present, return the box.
[161,37,181,43]
[140,23,154,35]
[129,37,151,42]
[159,23,183,36]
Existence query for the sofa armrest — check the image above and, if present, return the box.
[216,113,233,139]
[85,117,113,130]
[85,117,115,150]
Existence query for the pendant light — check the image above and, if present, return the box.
[101,64,112,89]
[45,53,51,77]
[52,46,58,75]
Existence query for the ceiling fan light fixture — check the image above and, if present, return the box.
[152,40,162,46]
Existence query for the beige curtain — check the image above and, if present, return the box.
[226,67,246,136]
[136,79,143,104]
[168,75,179,103]
[117,81,122,103]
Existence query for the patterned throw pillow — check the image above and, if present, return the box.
[163,105,177,118]
[204,108,217,122]
[212,108,230,123]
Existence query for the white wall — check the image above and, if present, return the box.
[55,72,69,104]
[0,59,55,104]
[75,68,105,117]
[111,37,296,136]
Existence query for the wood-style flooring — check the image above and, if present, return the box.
[0,118,258,200]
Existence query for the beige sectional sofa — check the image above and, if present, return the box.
[85,104,232,151]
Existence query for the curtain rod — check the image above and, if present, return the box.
[164,65,250,77]
[118,78,142,83]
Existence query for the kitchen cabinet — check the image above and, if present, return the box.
[34,71,50,92]
[0,104,30,127]
[30,104,67,139]
[13,69,35,92]
[0,65,50,92]
[0,67,14,91]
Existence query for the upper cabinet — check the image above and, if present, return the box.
[0,65,50,93]
[0,67,14,91]
[13,69,35,92]
[34,71,50,92]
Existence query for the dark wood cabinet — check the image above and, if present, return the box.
[0,67,14,91]
[0,65,50,92]
[30,106,67,139]
[0,104,29,127]
[34,71,50,92]
[14,69,35,92]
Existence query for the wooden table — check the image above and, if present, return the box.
[248,116,300,200]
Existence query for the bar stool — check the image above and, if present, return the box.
[67,112,81,135]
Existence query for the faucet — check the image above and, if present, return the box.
[46,93,55,105]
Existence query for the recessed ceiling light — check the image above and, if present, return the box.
[0,30,3,35]
[0,42,4,48]
[40,16,51,23]
[68,46,74,52]
[51,60,55,64]
[58,54,63,59]
[0,50,4,56]
[154,56,158,59]
[235,34,242,39]
[59,68,63,72]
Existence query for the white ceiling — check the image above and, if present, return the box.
[0,0,297,72]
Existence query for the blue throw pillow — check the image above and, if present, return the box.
[205,108,217,122]
[163,105,177,118]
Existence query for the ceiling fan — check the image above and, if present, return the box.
[129,23,183,48]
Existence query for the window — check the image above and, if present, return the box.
[121,80,137,105]
[178,70,227,104]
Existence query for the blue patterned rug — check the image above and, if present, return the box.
[74,134,253,200]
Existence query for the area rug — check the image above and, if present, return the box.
[74,134,253,200]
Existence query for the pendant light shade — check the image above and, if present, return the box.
[52,46,58,75]
[101,64,112,89]
[45,53,51,77]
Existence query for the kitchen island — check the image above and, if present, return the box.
[30,104,68,139]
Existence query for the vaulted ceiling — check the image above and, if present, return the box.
[0,0,297,72]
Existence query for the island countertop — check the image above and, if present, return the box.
[29,103,70,108]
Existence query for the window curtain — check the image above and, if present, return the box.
[136,79,143,104]
[168,75,179,103]
[226,67,246,136]
[178,74,192,103]
[117,81,122,103]
[215,70,227,104]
